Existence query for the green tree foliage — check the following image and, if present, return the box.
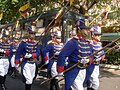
[0,0,119,25]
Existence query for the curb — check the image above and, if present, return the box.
[100,64,120,70]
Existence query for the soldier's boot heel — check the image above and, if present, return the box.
[1,84,6,90]
[54,79,60,90]
[25,84,31,90]
[87,88,95,90]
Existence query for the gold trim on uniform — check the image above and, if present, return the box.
[78,40,88,44]
[26,42,37,46]
[26,49,36,53]
[93,47,101,51]
[78,44,90,49]
[26,46,37,49]
[78,55,82,58]
[78,49,91,54]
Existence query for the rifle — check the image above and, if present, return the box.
[57,42,120,83]
[40,37,120,85]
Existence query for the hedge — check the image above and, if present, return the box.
[103,49,120,65]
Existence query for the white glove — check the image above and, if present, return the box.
[24,53,32,58]
[96,57,101,61]
[0,49,4,53]
[57,72,63,77]
[55,51,60,55]
[13,49,16,52]
[65,61,68,66]
[81,58,89,64]
[45,60,49,65]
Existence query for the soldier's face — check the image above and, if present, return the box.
[56,38,61,43]
[29,33,35,39]
[94,35,101,41]
[3,37,8,41]
[81,29,89,37]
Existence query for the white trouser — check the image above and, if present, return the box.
[89,65,99,89]
[23,62,36,84]
[0,58,9,76]
[51,61,58,79]
[71,69,86,90]
[11,55,15,67]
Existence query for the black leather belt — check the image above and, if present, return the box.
[24,58,37,62]
[69,61,88,69]
[13,52,16,54]
[93,61,100,65]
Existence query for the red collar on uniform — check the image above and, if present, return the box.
[92,38,99,42]
[80,37,86,40]
[28,38,34,42]
[77,35,86,40]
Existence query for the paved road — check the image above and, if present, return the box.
[4,67,120,90]
[98,68,120,90]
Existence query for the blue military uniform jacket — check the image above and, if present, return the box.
[0,41,13,60]
[84,40,105,86]
[43,40,63,72]
[15,39,40,66]
[57,37,93,90]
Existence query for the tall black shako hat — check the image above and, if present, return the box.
[76,17,90,30]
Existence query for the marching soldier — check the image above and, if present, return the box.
[57,18,93,90]
[43,31,63,90]
[10,36,20,78]
[15,22,41,90]
[86,26,105,90]
[0,30,13,90]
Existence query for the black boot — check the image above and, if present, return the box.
[54,79,60,90]
[0,76,6,90]
[25,84,32,90]
[50,79,60,90]
[1,84,6,90]
[87,88,95,90]
[11,68,16,79]
[50,79,54,90]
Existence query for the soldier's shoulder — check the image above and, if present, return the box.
[47,40,54,44]
[73,36,79,40]
[21,39,27,43]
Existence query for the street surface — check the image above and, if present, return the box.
[4,67,120,90]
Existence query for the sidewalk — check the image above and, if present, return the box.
[100,64,120,70]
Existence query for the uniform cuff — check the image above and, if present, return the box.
[5,50,10,56]
[32,53,37,58]
[57,66,64,73]
[43,56,48,61]
[15,60,20,64]
[89,57,92,65]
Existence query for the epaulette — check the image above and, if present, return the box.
[10,42,14,44]
[89,40,94,45]
[60,43,63,46]
[34,40,40,45]
[73,36,79,40]
[21,39,27,43]
[47,40,54,44]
